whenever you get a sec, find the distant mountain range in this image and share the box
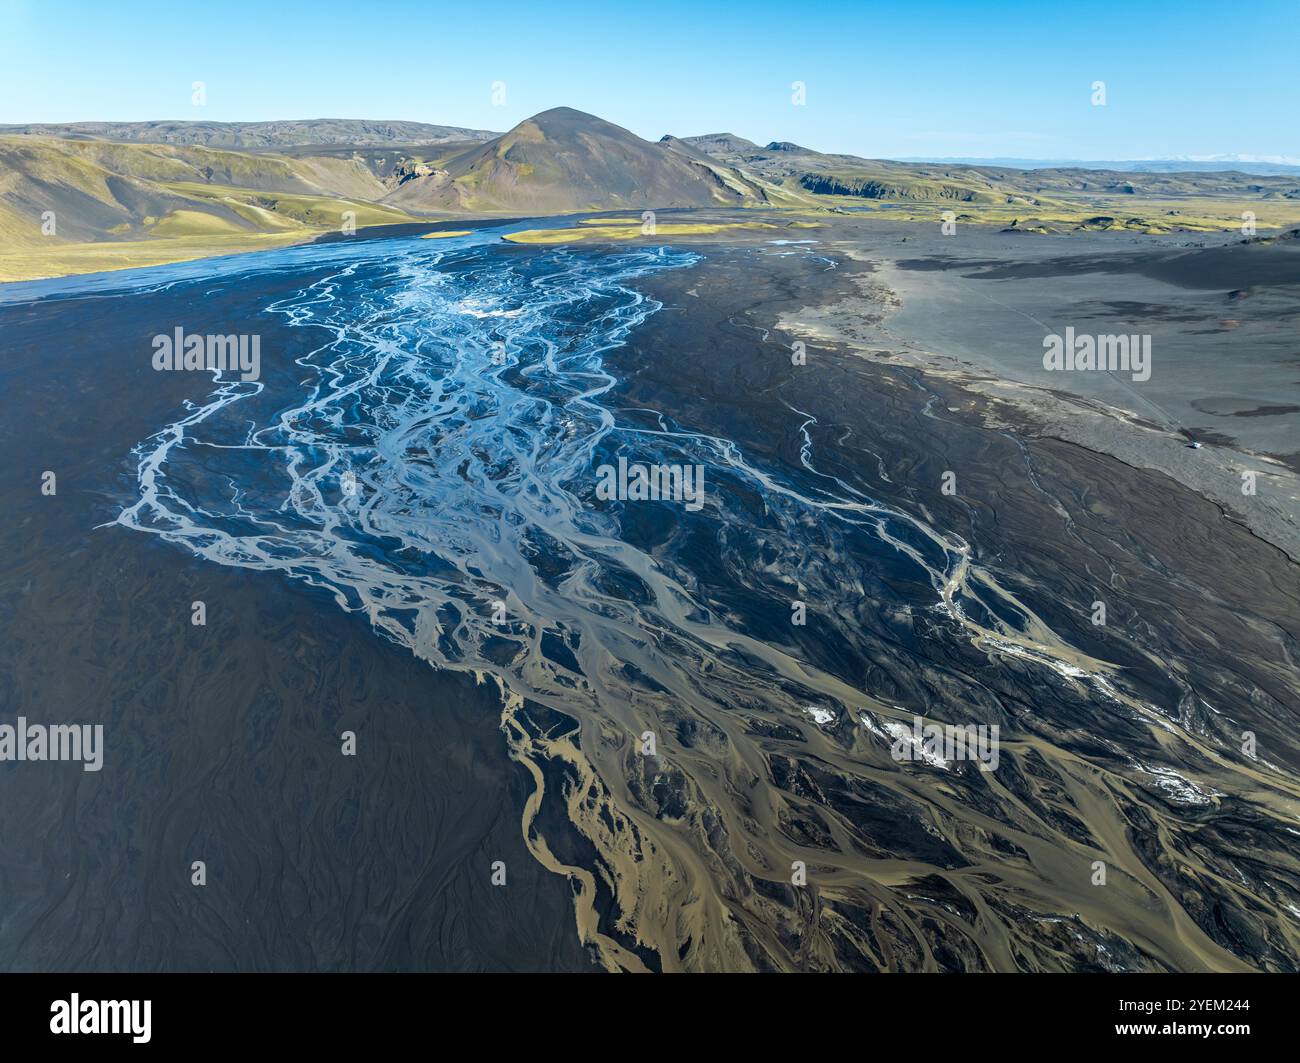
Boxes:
[898,156,1300,177]
[3,108,1298,280]
[674,134,1300,205]
[8,118,1294,176]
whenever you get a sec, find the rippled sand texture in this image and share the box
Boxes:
[114,237,1300,972]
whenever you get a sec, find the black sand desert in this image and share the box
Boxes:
[3,203,1297,974]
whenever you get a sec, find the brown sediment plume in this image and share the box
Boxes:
[481,239,1300,972]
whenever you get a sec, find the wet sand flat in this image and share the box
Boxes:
[774,218,1300,559]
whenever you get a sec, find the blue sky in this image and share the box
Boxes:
[2,0,1296,160]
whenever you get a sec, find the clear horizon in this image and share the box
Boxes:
[2,0,1296,160]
